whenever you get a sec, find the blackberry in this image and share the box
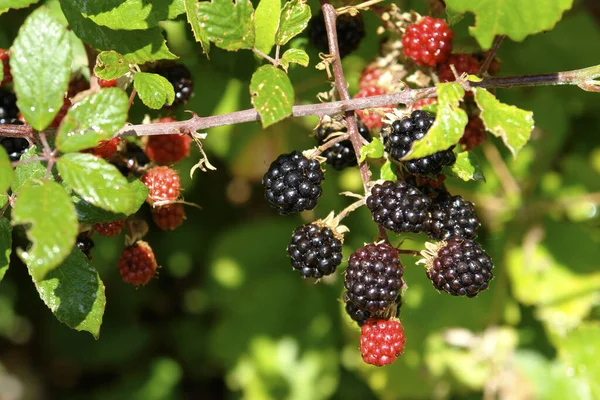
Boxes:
[1,134,30,162]
[153,64,193,107]
[308,12,365,58]
[384,110,456,176]
[423,236,493,297]
[425,195,480,240]
[344,293,371,326]
[366,180,430,233]
[315,119,370,170]
[76,233,94,260]
[0,88,19,124]
[287,222,343,278]
[262,151,324,215]
[344,243,404,313]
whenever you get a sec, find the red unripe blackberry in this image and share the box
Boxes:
[151,203,185,230]
[460,117,486,150]
[262,151,324,215]
[49,96,71,128]
[360,318,406,367]
[354,85,394,130]
[141,166,181,206]
[153,64,193,107]
[423,236,493,297]
[287,222,343,279]
[118,240,158,286]
[88,137,120,159]
[98,78,117,88]
[0,49,12,86]
[308,12,365,58]
[144,118,192,164]
[402,16,453,67]
[344,243,404,313]
[359,64,382,89]
[93,219,126,237]
[411,98,437,110]
[367,180,431,233]
[425,195,480,240]
[315,119,370,170]
[436,53,480,82]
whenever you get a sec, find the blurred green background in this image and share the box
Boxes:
[1,0,600,399]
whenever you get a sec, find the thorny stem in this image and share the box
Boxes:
[477,35,505,77]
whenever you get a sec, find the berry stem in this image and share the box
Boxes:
[309,132,351,157]
[477,35,505,77]
[335,197,367,222]
[252,47,278,67]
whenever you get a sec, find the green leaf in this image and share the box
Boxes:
[474,88,534,156]
[275,0,310,46]
[448,151,485,181]
[279,48,309,70]
[133,72,176,110]
[254,0,280,55]
[73,179,147,223]
[11,7,71,131]
[30,248,106,339]
[359,137,384,162]
[69,0,185,30]
[0,60,3,84]
[0,146,14,193]
[380,160,397,181]
[445,0,574,49]
[0,0,39,10]
[60,0,177,64]
[404,83,467,160]
[13,146,46,194]
[558,324,600,398]
[0,217,11,283]
[56,88,129,152]
[197,0,255,51]
[12,181,78,280]
[185,0,210,55]
[249,65,294,128]
[93,51,130,80]
[57,153,139,214]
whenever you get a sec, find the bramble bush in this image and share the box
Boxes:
[0,0,599,398]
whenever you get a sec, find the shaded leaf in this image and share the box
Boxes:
[249,65,294,128]
[448,151,485,181]
[0,217,11,283]
[0,146,14,193]
[197,0,255,51]
[185,0,210,54]
[359,137,384,162]
[93,50,130,80]
[133,72,175,110]
[275,0,310,46]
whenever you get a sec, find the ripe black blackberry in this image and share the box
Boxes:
[263,151,324,215]
[315,119,370,170]
[287,222,343,279]
[384,110,456,176]
[0,88,19,124]
[422,236,493,297]
[344,243,404,313]
[308,12,365,58]
[76,233,94,260]
[366,180,431,233]
[425,195,480,240]
[153,63,193,107]
[344,293,371,326]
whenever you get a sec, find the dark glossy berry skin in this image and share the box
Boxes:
[367,180,431,233]
[262,151,324,215]
[425,195,480,240]
[287,223,343,278]
[308,12,365,58]
[153,64,193,106]
[344,293,371,326]
[426,236,493,297]
[0,88,31,161]
[315,120,370,170]
[76,233,94,260]
[384,110,456,176]
[344,243,404,313]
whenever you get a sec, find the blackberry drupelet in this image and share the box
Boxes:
[262,151,324,215]
[425,195,480,240]
[402,16,453,67]
[153,64,193,106]
[308,12,365,58]
[0,88,30,161]
[315,119,370,170]
[344,294,371,326]
[287,222,343,278]
[366,180,430,233]
[424,236,493,297]
[344,243,404,313]
[76,233,94,260]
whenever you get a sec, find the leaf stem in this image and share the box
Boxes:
[252,47,278,67]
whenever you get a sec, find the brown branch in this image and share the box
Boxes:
[477,35,505,77]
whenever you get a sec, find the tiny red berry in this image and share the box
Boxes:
[436,53,481,82]
[354,86,394,130]
[144,118,192,164]
[0,49,12,86]
[402,16,453,67]
[141,166,181,205]
[118,241,158,286]
[359,64,383,90]
[88,137,121,158]
[460,116,486,150]
[50,97,71,128]
[411,98,437,110]
[151,203,186,230]
[98,78,117,88]
[94,219,126,237]
[360,318,406,367]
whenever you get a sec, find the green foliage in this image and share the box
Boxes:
[275,0,311,46]
[93,50,130,80]
[359,136,384,162]
[133,72,175,110]
[379,160,397,181]
[250,65,294,127]
[0,217,11,282]
[12,146,46,194]
[448,151,485,181]
[0,146,14,193]
[280,48,309,70]
[184,0,210,54]
[0,0,39,11]
[254,0,280,55]
[196,0,255,51]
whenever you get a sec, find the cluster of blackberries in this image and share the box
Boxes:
[314,118,370,170]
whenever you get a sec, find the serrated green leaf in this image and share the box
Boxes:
[404,83,467,160]
[275,0,310,46]
[185,0,210,55]
[474,88,534,156]
[0,147,14,193]
[249,65,294,128]
[56,88,129,152]
[69,0,185,30]
[13,146,46,194]
[254,0,280,55]
[197,0,255,51]
[133,72,175,110]
[0,217,11,283]
[12,181,78,280]
[60,0,177,64]
[73,179,147,223]
[279,48,309,70]
[57,153,139,214]
[11,7,71,131]
[30,248,105,339]
[359,137,384,162]
[445,8,464,26]
[0,0,39,10]
[448,151,485,181]
[93,51,130,80]
[445,0,574,49]
[380,160,397,181]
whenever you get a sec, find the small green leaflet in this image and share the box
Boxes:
[56,88,129,152]
[185,0,210,55]
[0,0,40,10]
[250,65,294,128]
[404,83,467,160]
[279,48,309,71]
[133,72,176,110]
[474,88,534,156]
[0,147,14,194]
[275,0,311,46]
[448,151,485,181]
[30,248,106,339]
[359,137,384,162]
[380,160,397,181]
[12,181,78,281]
[0,217,11,283]
[12,146,46,194]
[254,0,280,55]
[11,7,72,131]
[197,0,255,51]
[94,51,130,80]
